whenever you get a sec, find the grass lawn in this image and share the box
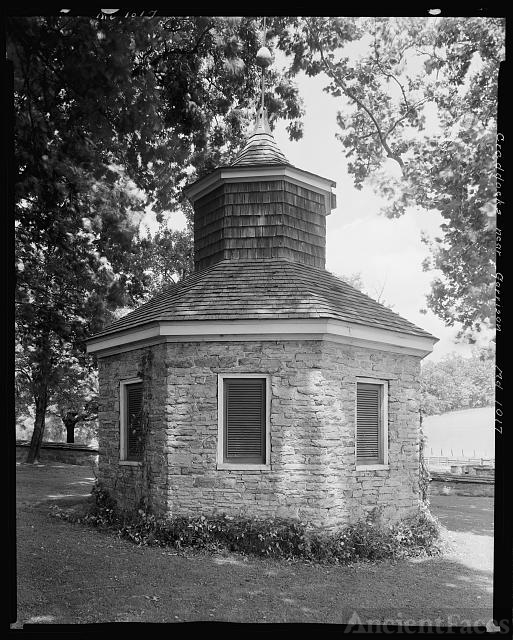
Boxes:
[14,462,493,627]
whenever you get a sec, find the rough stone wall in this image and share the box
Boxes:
[320,342,422,526]
[97,344,168,513]
[163,340,334,526]
[97,339,422,528]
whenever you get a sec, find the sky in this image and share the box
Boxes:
[271,70,474,363]
[422,407,495,458]
[142,33,493,363]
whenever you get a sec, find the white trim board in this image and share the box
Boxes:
[119,377,143,464]
[354,377,389,468]
[184,165,336,215]
[216,374,272,471]
[87,318,437,359]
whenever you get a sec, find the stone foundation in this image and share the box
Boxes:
[97,339,422,528]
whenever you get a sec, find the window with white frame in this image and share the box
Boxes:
[355,378,388,467]
[119,378,144,463]
[217,375,270,469]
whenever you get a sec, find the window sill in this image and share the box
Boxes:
[356,464,390,471]
[216,463,271,471]
[119,460,142,466]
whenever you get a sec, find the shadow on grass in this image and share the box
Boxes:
[429,497,494,536]
[15,465,494,625]
[261,552,493,624]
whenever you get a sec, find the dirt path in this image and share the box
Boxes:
[14,463,494,626]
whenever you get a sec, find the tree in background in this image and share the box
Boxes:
[275,16,504,340]
[10,14,303,462]
[339,271,365,292]
[340,271,394,309]
[135,201,195,300]
[420,346,495,415]
[13,13,502,463]
[52,360,99,444]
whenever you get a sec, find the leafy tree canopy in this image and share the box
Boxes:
[274,16,504,340]
[340,271,395,309]
[10,14,303,461]
[420,346,495,415]
[52,360,99,443]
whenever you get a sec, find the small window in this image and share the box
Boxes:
[120,379,144,463]
[356,380,388,466]
[218,375,270,469]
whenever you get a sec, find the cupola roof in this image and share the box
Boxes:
[230,107,290,167]
[85,21,437,357]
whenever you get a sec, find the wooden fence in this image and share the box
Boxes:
[425,455,494,469]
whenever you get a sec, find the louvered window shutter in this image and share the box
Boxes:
[224,378,266,464]
[356,383,383,464]
[126,383,143,462]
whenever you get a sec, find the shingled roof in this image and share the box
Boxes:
[230,107,291,167]
[90,259,436,341]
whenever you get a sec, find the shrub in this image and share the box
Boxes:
[83,482,118,527]
[52,482,444,564]
[390,505,443,557]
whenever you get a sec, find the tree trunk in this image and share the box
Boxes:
[66,424,75,443]
[63,417,80,444]
[26,393,48,463]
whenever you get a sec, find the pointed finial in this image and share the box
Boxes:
[252,106,271,134]
[255,17,272,114]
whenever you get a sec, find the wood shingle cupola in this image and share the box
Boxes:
[87,50,437,359]
[87,23,439,530]
[184,107,337,271]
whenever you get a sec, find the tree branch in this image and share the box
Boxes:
[15,367,33,383]
[385,97,429,138]
[309,23,405,171]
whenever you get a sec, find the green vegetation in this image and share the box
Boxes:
[11,15,502,463]
[275,16,503,339]
[420,346,495,415]
[52,482,444,564]
[10,15,302,463]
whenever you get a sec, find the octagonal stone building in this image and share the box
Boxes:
[86,107,437,529]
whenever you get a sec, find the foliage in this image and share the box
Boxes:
[51,363,98,443]
[9,14,303,461]
[340,271,394,309]
[10,15,303,211]
[340,271,366,292]
[53,483,443,564]
[420,346,495,415]
[16,405,98,445]
[135,220,194,301]
[275,16,504,339]
[419,413,430,503]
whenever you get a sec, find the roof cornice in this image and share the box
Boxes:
[184,165,337,214]
[86,318,437,359]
